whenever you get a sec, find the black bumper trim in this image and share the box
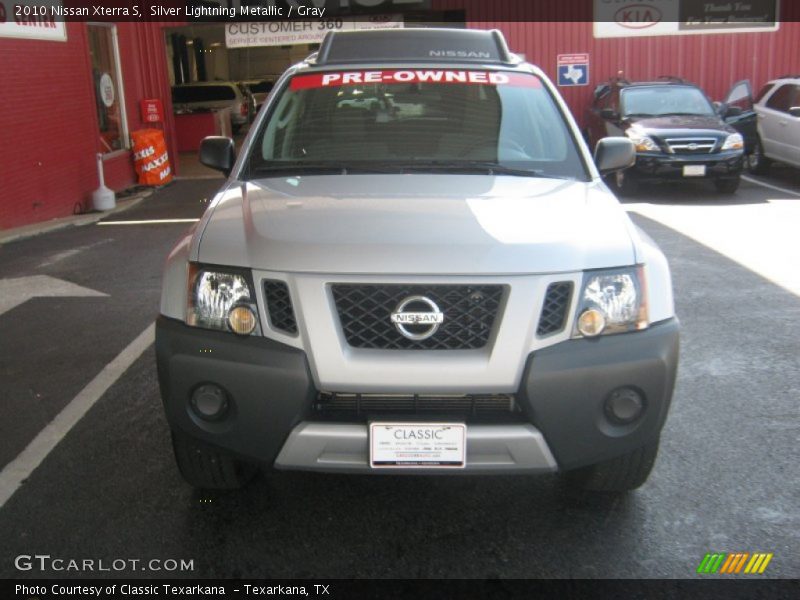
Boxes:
[155,316,315,465]
[518,318,680,470]
[156,316,679,472]
[629,151,743,180]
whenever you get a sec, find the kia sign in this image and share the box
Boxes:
[594,0,779,38]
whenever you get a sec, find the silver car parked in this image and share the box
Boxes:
[171,81,250,133]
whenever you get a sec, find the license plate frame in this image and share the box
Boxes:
[369,422,467,469]
[682,165,706,177]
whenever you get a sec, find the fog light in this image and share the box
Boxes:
[604,387,645,424]
[228,305,257,335]
[577,308,606,337]
[191,384,229,421]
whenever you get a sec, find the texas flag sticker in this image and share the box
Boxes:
[556,53,590,87]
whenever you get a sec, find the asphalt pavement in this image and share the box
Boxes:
[0,172,798,580]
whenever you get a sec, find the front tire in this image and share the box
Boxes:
[563,438,660,493]
[747,137,771,175]
[714,177,740,194]
[171,430,258,489]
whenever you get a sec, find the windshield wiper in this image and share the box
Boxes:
[402,161,546,177]
[249,162,347,177]
[656,112,713,117]
[248,160,547,178]
[248,161,409,178]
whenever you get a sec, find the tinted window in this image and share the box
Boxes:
[725,81,752,112]
[249,81,274,93]
[754,83,775,104]
[592,84,610,107]
[620,86,714,117]
[248,69,588,181]
[765,84,796,112]
[608,90,619,112]
[172,85,236,103]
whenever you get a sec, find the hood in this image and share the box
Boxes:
[625,114,735,137]
[196,174,636,275]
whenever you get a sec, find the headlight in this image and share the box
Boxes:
[626,131,659,152]
[187,264,260,336]
[573,266,648,338]
[721,133,744,151]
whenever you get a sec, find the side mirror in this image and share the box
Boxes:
[789,107,800,118]
[600,108,619,120]
[713,101,723,112]
[199,136,236,176]
[594,137,635,176]
[725,106,743,117]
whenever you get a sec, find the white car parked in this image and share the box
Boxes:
[746,76,800,173]
[171,82,251,133]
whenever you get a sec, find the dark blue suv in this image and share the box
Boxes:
[584,77,745,195]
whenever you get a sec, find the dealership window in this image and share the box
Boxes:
[765,85,794,113]
[87,24,129,154]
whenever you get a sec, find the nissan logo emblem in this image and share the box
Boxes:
[390,295,444,340]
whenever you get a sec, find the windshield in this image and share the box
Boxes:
[246,69,588,180]
[621,86,715,117]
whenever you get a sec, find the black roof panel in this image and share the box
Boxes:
[316,28,513,65]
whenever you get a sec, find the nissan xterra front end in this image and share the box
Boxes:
[156,29,679,493]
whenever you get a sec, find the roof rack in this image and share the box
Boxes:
[315,28,515,66]
[657,75,689,84]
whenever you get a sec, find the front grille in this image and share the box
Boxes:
[315,392,517,417]
[263,280,297,334]
[331,284,504,350]
[537,282,573,336]
[665,138,717,154]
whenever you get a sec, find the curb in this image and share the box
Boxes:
[0,188,155,245]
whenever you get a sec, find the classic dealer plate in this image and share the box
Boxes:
[682,165,706,177]
[369,422,467,468]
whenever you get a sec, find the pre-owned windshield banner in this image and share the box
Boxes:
[289,70,542,90]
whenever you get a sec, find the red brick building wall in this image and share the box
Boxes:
[0,21,176,230]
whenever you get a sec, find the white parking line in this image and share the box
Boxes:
[98,219,199,225]
[0,323,155,509]
[742,175,800,198]
[37,239,114,268]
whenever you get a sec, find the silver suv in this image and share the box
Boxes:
[746,76,800,173]
[157,29,679,493]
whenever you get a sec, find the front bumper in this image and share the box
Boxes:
[628,150,743,181]
[275,422,557,474]
[156,316,679,473]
